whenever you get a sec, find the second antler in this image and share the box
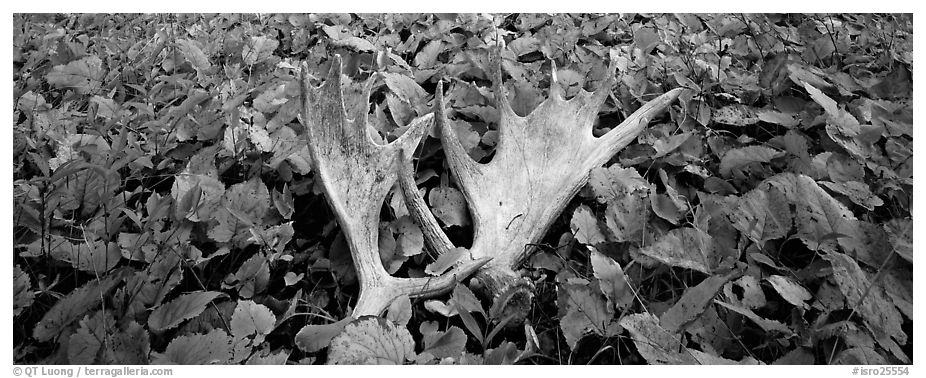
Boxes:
[398,57,688,319]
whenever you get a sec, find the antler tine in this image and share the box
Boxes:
[593,87,689,167]
[548,59,566,101]
[589,57,619,106]
[302,56,492,317]
[396,148,455,256]
[434,79,485,194]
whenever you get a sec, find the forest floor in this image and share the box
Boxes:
[12,13,913,365]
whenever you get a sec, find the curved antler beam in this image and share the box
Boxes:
[399,54,689,320]
[300,56,489,317]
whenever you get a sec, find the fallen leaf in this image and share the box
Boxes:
[570,204,606,245]
[619,312,695,364]
[22,235,121,274]
[45,55,103,94]
[386,295,412,327]
[637,227,721,274]
[719,146,782,177]
[712,105,759,126]
[148,292,226,332]
[819,181,883,210]
[294,317,353,353]
[246,349,291,365]
[420,322,467,359]
[230,300,277,341]
[428,186,470,227]
[727,186,792,248]
[151,329,233,364]
[589,248,634,311]
[714,300,793,335]
[823,252,906,345]
[883,218,912,263]
[587,165,650,204]
[242,35,279,65]
[557,282,620,349]
[766,275,812,310]
[327,316,416,364]
[425,247,467,276]
[176,39,211,78]
[33,268,131,342]
[761,173,855,253]
[661,272,736,333]
[724,275,767,309]
[13,264,34,317]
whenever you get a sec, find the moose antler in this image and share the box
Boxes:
[399,56,688,318]
[300,56,489,317]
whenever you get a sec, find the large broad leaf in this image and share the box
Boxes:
[719,146,782,177]
[121,251,183,320]
[171,147,225,222]
[660,272,737,333]
[104,321,151,364]
[714,300,793,335]
[389,216,424,258]
[225,253,270,298]
[428,186,470,227]
[620,313,695,364]
[833,348,887,365]
[883,218,912,263]
[22,235,121,274]
[803,82,860,132]
[761,173,854,253]
[424,247,467,276]
[819,180,883,210]
[588,165,650,243]
[148,291,226,332]
[838,220,893,268]
[176,39,211,78]
[822,252,906,345]
[242,35,279,65]
[766,275,812,310]
[151,329,233,364]
[557,282,620,349]
[726,186,792,248]
[637,227,729,274]
[587,165,650,204]
[724,275,767,309]
[230,300,277,341]
[246,349,291,365]
[570,204,606,245]
[621,312,759,365]
[589,249,634,311]
[712,105,760,126]
[756,174,890,266]
[327,316,416,364]
[294,317,353,353]
[804,82,882,160]
[45,55,103,94]
[222,177,272,227]
[386,295,412,326]
[33,267,131,342]
[650,186,687,225]
[14,264,34,317]
[68,310,113,364]
[419,322,467,359]
[382,72,427,103]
